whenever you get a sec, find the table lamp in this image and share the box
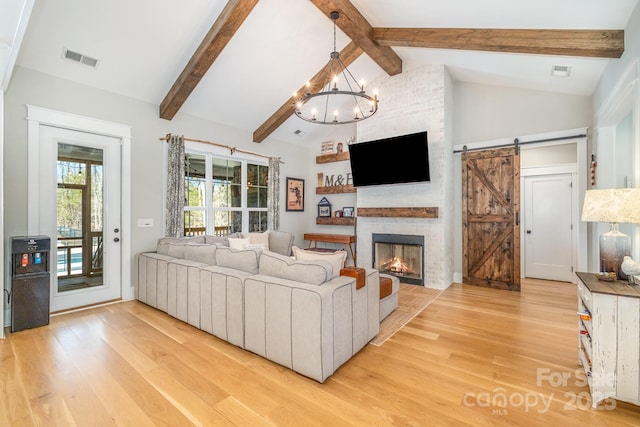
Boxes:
[581,188,640,279]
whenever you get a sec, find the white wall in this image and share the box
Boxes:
[454,82,592,145]
[355,64,453,289]
[3,66,310,324]
[589,2,640,272]
[593,2,640,112]
[0,90,4,336]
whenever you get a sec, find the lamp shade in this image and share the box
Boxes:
[581,188,640,224]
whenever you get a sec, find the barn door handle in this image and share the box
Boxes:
[515,212,520,225]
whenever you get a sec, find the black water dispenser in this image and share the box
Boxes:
[11,236,51,332]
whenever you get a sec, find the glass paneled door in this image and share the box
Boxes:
[39,126,122,312]
[57,144,105,291]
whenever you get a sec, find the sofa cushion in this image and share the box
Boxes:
[157,236,205,256]
[268,230,294,256]
[228,237,250,250]
[259,251,333,285]
[204,235,229,246]
[292,246,346,279]
[216,246,262,274]
[166,243,186,259]
[183,243,218,265]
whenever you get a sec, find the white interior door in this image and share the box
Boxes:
[39,125,122,312]
[524,174,574,282]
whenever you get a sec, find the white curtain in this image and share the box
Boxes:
[165,134,185,237]
[267,157,281,230]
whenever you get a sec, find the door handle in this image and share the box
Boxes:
[526,230,531,234]
[113,237,120,242]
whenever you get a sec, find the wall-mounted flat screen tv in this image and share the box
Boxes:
[348,131,430,187]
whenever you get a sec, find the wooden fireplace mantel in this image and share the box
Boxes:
[357,207,438,218]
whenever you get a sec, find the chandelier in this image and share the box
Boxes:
[293,11,378,125]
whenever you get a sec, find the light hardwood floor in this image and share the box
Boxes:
[2,279,640,426]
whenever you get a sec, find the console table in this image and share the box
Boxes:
[304,233,357,266]
[576,272,640,408]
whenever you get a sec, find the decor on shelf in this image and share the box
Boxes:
[581,188,640,279]
[343,207,354,217]
[292,11,378,125]
[318,197,332,217]
[621,255,640,285]
[321,140,334,153]
[286,177,304,212]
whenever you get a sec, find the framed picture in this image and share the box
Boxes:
[343,207,355,217]
[317,196,332,217]
[318,205,331,217]
[286,177,304,212]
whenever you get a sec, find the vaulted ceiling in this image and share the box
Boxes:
[7,0,639,145]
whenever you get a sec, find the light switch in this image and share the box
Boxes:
[138,218,153,228]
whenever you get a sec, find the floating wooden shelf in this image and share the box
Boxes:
[316,185,356,194]
[316,217,356,226]
[316,151,350,163]
[357,207,438,218]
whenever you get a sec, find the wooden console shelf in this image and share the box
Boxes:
[316,152,350,163]
[304,233,357,265]
[316,185,356,194]
[357,207,438,218]
[576,272,640,408]
[316,217,355,226]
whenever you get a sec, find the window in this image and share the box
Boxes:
[183,151,268,236]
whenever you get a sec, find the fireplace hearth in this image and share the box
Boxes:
[372,233,424,285]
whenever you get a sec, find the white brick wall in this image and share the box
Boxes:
[355,63,453,289]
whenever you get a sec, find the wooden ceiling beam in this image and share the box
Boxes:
[310,0,403,76]
[372,28,624,58]
[159,0,258,121]
[252,42,363,143]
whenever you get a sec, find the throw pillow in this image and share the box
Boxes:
[243,231,270,250]
[228,237,250,250]
[292,246,347,279]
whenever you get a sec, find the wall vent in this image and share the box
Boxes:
[62,48,99,68]
[551,65,571,77]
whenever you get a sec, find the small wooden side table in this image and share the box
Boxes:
[303,233,357,266]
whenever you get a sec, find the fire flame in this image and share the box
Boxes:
[382,256,413,274]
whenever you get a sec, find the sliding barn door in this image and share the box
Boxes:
[462,147,520,291]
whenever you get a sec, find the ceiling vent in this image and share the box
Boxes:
[551,65,571,77]
[293,129,305,136]
[62,48,99,68]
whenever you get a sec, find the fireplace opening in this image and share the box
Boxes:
[372,233,424,285]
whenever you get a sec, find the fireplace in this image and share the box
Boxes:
[372,233,424,285]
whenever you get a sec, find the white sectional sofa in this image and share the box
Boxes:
[137,231,380,383]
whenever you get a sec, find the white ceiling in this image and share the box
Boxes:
[5,0,639,144]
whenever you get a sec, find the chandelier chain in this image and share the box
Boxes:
[292,10,379,125]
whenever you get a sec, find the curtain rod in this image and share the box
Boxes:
[159,134,283,163]
[452,133,587,154]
